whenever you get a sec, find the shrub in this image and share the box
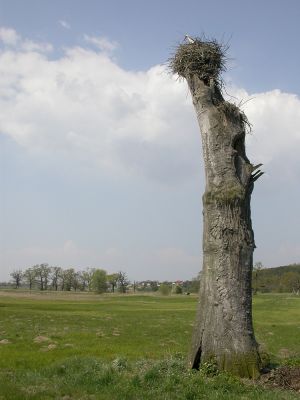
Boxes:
[174,285,183,294]
[159,284,171,296]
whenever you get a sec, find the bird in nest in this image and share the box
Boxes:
[184,35,195,44]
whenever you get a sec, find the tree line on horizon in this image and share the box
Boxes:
[7,265,129,294]
[253,262,300,294]
[4,264,201,294]
[3,262,300,295]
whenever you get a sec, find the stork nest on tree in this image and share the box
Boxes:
[169,38,227,88]
[169,38,251,132]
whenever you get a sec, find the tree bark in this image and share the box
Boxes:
[186,74,261,378]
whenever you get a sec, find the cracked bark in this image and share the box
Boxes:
[186,74,262,378]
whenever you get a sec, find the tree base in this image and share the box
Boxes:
[192,350,261,379]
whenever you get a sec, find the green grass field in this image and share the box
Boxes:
[0,291,299,399]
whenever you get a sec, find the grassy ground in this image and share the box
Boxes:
[253,294,300,361]
[0,291,299,399]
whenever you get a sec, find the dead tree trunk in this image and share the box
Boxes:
[170,38,263,378]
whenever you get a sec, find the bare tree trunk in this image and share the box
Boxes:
[171,39,263,378]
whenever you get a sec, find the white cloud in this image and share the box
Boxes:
[0,26,52,53]
[0,27,20,46]
[83,34,118,52]
[228,88,300,182]
[59,20,71,30]
[0,41,197,183]
[21,39,53,53]
[0,28,300,187]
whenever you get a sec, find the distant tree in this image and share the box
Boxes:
[81,268,95,291]
[78,270,90,291]
[253,262,263,294]
[33,265,43,290]
[10,270,23,289]
[91,269,107,293]
[60,269,66,291]
[280,271,300,294]
[23,268,36,290]
[77,271,86,291]
[62,268,76,291]
[107,273,119,293]
[34,263,52,291]
[51,266,62,291]
[117,271,129,293]
[72,272,81,291]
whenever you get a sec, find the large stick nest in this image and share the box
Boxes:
[169,38,227,86]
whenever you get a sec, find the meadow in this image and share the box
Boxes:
[0,291,299,399]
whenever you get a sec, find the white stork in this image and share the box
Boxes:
[184,35,195,44]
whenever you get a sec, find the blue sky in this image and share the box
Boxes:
[0,0,300,281]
